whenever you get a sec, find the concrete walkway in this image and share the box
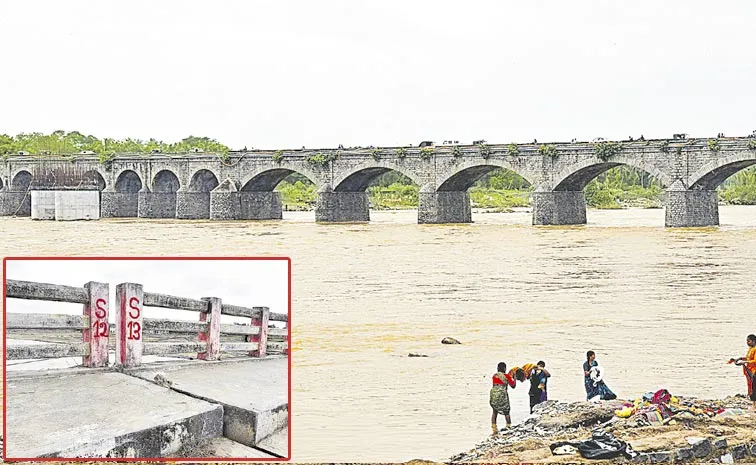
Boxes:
[6,371,223,458]
[128,357,288,448]
[4,357,288,459]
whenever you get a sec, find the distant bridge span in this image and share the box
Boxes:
[2,136,756,227]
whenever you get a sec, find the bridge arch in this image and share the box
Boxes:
[115,170,143,193]
[151,170,180,193]
[333,165,421,192]
[188,169,219,192]
[688,151,756,190]
[82,170,106,191]
[437,162,534,192]
[11,170,32,191]
[240,168,319,192]
[549,156,673,191]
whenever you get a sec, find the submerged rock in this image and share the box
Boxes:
[408,353,429,357]
[441,337,461,345]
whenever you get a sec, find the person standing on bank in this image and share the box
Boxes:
[490,362,517,435]
[583,351,597,400]
[528,361,550,413]
[729,334,756,411]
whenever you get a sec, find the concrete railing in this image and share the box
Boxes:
[6,279,110,367]
[6,279,289,369]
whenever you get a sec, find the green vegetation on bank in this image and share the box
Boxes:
[6,131,756,209]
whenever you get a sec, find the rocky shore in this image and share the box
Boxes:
[450,395,755,463]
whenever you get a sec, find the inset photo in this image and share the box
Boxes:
[2,257,290,461]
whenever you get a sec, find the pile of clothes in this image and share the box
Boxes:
[550,429,638,460]
[613,389,728,425]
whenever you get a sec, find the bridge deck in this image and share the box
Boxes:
[5,371,224,458]
[127,356,288,448]
[4,356,288,459]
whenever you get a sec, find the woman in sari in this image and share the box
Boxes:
[583,351,617,400]
[583,351,597,400]
[490,362,517,435]
[730,334,756,411]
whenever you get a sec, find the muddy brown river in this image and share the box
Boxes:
[2,206,756,461]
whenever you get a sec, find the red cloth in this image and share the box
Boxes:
[493,373,516,387]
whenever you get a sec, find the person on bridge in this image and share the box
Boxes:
[490,362,517,435]
[729,334,756,411]
[528,361,551,413]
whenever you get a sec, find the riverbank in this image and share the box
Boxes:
[450,395,756,463]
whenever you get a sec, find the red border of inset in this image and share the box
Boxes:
[2,256,292,462]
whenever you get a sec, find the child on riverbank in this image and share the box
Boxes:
[490,362,517,435]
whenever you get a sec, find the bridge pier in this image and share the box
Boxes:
[315,185,369,223]
[208,180,283,220]
[0,191,31,216]
[138,189,177,218]
[418,190,471,224]
[531,190,587,225]
[101,191,139,217]
[664,184,719,227]
[176,191,210,219]
[239,191,282,220]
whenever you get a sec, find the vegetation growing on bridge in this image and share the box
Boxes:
[594,141,624,161]
[419,146,434,160]
[477,142,491,159]
[708,139,721,153]
[305,151,338,167]
[506,144,520,157]
[537,144,558,158]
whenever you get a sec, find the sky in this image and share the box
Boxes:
[1,1,755,149]
[5,259,289,324]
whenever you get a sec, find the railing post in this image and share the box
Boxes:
[248,307,270,357]
[198,297,221,361]
[116,283,144,368]
[82,281,109,368]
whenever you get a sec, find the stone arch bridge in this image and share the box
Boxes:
[1,137,755,227]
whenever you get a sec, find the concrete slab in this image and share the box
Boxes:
[256,427,288,457]
[128,357,287,447]
[5,371,224,458]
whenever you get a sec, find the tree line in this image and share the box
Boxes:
[0,131,229,157]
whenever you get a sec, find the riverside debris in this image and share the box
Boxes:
[450,395,756,463]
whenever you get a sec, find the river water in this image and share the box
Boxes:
[2,206,756,462]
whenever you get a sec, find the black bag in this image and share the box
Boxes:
[551,430,638,460]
